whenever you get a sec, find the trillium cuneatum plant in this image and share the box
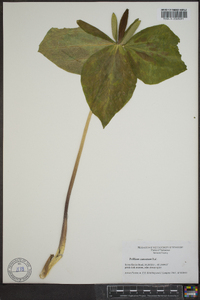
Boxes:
[39,9,187,278]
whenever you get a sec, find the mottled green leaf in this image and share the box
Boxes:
[118,9,129,43]
[39,11,187,128]
[121,18,141,45]
[38,27,113,75]
[125,24,187,84]
[81,45,137,128]
[77,20,114,43]
[111,13,118,42]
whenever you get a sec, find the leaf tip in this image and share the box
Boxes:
[124,8,129,15]
[76,19,81,26]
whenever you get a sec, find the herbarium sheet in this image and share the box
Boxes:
[3,2,198,284]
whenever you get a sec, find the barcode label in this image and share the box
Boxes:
[158,9,190,21]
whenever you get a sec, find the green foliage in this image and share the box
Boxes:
[39,9,187,127]
[125,24,187,84]
[111,13,118,42]
[76,20,114,43]
[38,27,112,75]
[121,18,141,45]
[81,45,137,127]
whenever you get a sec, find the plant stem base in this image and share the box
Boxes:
[39,111,92,279]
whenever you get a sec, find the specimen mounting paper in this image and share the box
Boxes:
[3,2,198,284]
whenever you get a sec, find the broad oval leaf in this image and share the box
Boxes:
[38,27,113,75]
[81,45,137,128]
[125,24,187,84]
[111,13,118,42]
[121,18,141,45]
[77,20,114,43]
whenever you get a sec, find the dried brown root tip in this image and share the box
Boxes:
[39,248,63,279]
[39,254,54,279]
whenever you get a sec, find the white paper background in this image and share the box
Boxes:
[3,2,198,284]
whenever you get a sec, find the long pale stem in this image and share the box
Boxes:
[40,110,92,279]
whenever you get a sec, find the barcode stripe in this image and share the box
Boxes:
[161,9,188,20]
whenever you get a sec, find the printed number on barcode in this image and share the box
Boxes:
[161,9,188,20]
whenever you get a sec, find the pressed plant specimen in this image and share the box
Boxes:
[38,9,187,278]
